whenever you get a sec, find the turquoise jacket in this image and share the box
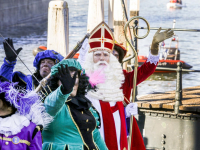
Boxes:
[42,86,107,150]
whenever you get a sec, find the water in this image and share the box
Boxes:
[0,0,199,97]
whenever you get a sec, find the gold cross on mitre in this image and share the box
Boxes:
[88,21,115,53]
[99,36,106,43]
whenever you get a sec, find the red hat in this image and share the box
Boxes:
[88,21,114,53]
[114,42,127,58]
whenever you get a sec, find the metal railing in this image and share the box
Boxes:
[132,26,200,32]
[130,20,200,114]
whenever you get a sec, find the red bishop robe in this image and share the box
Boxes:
[88,60,157,150]
[122,60,157,150]
[122,61,157,105]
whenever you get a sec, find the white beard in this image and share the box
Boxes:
[83,52,125,102]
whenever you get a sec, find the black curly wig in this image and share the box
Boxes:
[32,69,43,87]
[114,45,125,63]
[40,67,90,101]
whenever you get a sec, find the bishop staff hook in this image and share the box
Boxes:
[123,16,150,150]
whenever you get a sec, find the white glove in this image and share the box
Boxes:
[125,103,138,118]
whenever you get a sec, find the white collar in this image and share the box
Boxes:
[0,113,30,136]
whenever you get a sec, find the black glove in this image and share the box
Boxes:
[3,38,22,61]
[56,64,77,94]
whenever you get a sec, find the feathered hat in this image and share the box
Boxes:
[0,76,38,115]
[88,21,115,53]
[0,76,53,128]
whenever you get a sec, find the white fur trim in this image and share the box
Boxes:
[84,53,124,102]
[0,113,30,136]
[25,101,53,130]
[146,52,160,65]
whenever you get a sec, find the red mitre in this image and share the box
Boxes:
[88,21,114,53]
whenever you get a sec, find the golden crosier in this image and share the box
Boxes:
[123,16,150,150]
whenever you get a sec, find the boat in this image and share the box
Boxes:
[167,0,184,9]
[138,35,192,73]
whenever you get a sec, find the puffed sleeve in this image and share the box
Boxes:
[29,130,42,150]
[44,86,71,117]
[0,58,16,81]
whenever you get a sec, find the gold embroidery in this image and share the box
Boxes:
[20,139,31,146]
[89,107,99,150]
[43,86,49,96]
[65,99,72,102]
[36,126,40,131]
[40,90,47,97]
[19,77,27,84]
[47,85,52,93]
[67,105,89,150]
[0,137,30,146]
[5,59,11,64]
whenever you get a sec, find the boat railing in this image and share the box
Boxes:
[127,23,200,65]
[132,26,200,32]
[174,62,183,113]
[126,21,200,111]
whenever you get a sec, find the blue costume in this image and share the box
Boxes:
[0,50,63,90]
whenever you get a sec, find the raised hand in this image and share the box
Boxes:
[151,28,174,55]
[3,38,22,61]
[56,64,77,94]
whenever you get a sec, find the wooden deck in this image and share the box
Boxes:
[137,86,200,113]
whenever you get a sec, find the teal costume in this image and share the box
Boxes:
[42,87,107,150]
[42,59,107,150]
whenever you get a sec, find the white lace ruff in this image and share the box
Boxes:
[146,52,160,65]
[25,101,53,130]
[0,101,53,136]
[0,113,30,136]
[84,53,124,102]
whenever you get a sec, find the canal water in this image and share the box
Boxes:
[0,0,199,97]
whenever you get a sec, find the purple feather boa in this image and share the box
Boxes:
[0,81,39,115]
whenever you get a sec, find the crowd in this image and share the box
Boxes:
[0,22,173,150]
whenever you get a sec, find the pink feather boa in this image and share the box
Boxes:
[86,68,106,88]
